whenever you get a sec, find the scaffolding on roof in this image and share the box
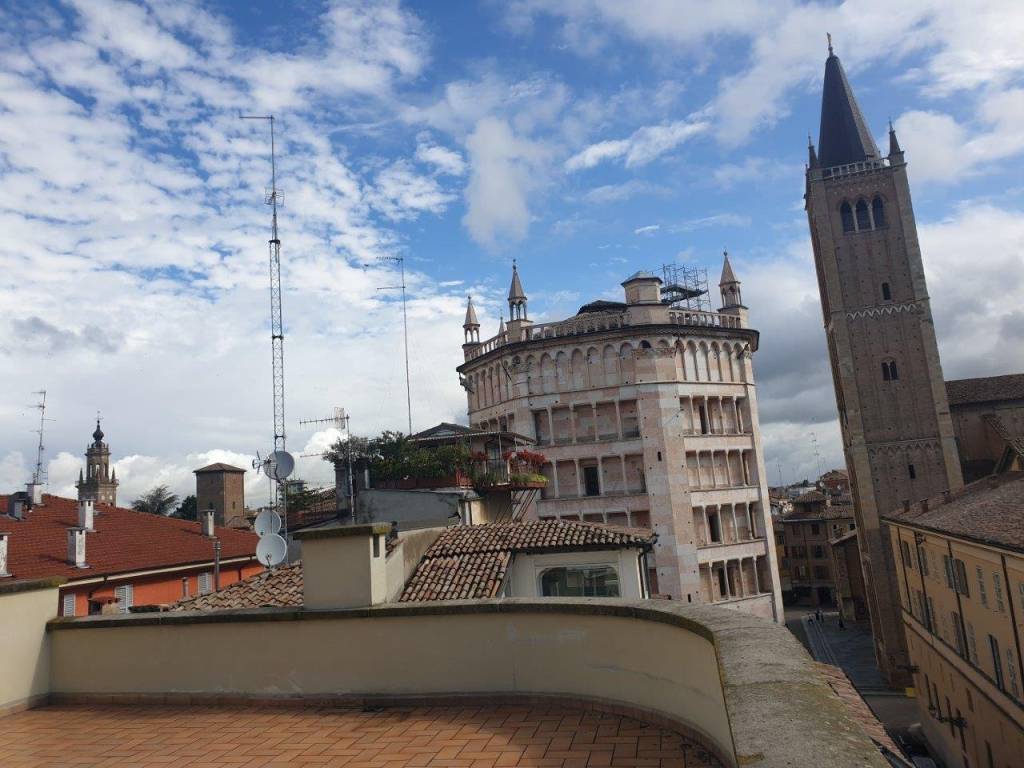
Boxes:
[660,262,710,312]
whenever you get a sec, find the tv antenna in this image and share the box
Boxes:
[810,432,823,479]
[29,390,53,486]
[299,407,354,514]
[375,255,413,434]
[241,113,292,555]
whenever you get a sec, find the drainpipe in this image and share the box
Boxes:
[213,538,221,591]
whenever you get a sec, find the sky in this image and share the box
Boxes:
[1,0,1023,506]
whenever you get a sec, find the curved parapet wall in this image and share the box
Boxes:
[48,599,888,768]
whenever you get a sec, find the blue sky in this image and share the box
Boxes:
[1,0,1022,501]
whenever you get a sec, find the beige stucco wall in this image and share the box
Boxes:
[51,607,731,757]
[0,581,61,714]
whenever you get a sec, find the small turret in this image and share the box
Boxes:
[507,260,527,320]
[497,314,506,341]
[888,119,903,161]
[808,135,819,169]
[718,251,747,325]
[462,295,480,345]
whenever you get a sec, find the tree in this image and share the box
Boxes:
[132,485,180,516]
[173,495,197,521]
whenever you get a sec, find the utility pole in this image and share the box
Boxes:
[376,255,412,434]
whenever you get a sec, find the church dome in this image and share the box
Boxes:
[92,420,104,443]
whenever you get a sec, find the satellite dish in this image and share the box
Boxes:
[254,508,282,537]
[256,533,287,567]
[264,450,295,480]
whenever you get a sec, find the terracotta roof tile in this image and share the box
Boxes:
[0,494,259,582]
[400,519,654,603]
[193,463,247,474]
[882,471,1024,552]
[174,562,301,611]
[946,374,1024,406]
[164,519,654,611]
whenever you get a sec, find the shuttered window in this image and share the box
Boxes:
[198,572,213,595]
[114,584,133,614]
[62,593,76,617]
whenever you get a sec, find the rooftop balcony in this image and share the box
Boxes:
[5,571,892,768]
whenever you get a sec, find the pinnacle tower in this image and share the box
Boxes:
[76,417,118,505]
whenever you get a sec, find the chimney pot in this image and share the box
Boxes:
[26,482,42,506]
[201,509,215,537]
[0,532,10,577]
[67,527,87,568]
[78,500,95,531]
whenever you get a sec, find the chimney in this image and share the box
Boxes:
[201,508,215,537]
[26,482,43,506]
[78,499,95,531]
[902,499,910,512]
[67,527,88,568]
[0,532,10,577]
[293,523,392,609]
[8,494,26,521]
[920,499,929,513]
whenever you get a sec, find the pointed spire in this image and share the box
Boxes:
[498,314,506,337]
[888,119,902,156]
[463,295,479,329]
[719,250,738,286]
[92,417,104,444]
[817,36,880,168]
[78,467,84,483]
[507,259,526,301]
[807,135,819,169]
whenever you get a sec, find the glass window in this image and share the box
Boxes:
[872,197,886,228]
[881,282,891,301]
[855,199,871,230]
[840,202,855,233]
[540,566,620,597]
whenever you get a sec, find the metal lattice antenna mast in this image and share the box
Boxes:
[240,115,286,455]
[30,390,52,485]
[376,255,412,434]
[298,408,354,514]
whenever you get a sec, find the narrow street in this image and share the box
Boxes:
[785,608,922,744]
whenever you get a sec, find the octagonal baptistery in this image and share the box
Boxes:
[457,260,783,620]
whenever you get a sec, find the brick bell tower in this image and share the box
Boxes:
[76,418,118,506]
[804,38,963,686]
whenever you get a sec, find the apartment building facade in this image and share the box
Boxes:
[885,472,1024,768]
[457,260,782,620]
[776,490,856,606]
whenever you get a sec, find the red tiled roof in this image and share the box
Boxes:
[399,520,654,603]
[193,463,246,474]
[946,374,1024,406]
[813,663,908,762]
[882,472,1024,552]
[175,562,301,611]
[0,494,259,582]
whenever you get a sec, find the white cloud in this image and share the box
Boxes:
[415,142,466,176]
[633,224,660,236]
[581,180,668,204]
[713,157,800,190]
[565,117,708,171]
[896,89,1024,184]
[462,117,549,247]
[672,213,751,232]
[368,160,457,221]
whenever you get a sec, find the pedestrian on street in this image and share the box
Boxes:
[838,615,845,630]
[815,607,822,622]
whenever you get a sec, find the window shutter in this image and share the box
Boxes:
[114,584,133,614]
[198,572,213,595]
[62,593,76,617]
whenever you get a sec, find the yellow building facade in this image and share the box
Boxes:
[885,472,1024,768]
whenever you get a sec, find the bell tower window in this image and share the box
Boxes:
[855,199,871,231]
[872,197,886,228]
[881,359,899,381]
[881,282,892,301]
[840,202,855,233]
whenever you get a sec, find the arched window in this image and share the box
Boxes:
[855,199,871,231]
[872,196,886,228]
[881,359,899,381]
[540,565,620,597]
[840,202,855,233]
[881,282,892,301]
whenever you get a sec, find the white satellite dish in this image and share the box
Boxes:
[256,533,287,567]
[264,450,295,481]
[254,508,282,537]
